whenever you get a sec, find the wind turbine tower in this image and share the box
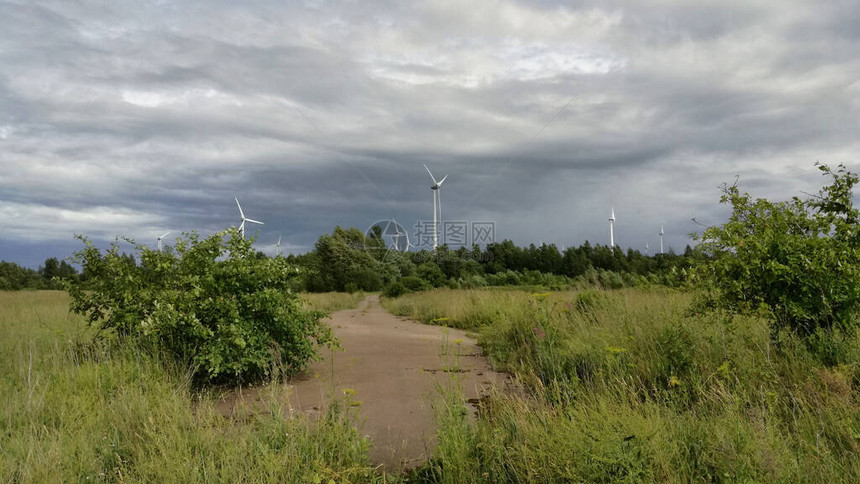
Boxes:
[423,164,448,250]
[235,197,264,239]
[659,225,665,254]
[157,231,170,252]
[609,208,616,247]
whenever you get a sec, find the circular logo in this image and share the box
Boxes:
[364,219,412,259]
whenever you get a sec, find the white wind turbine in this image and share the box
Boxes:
[235,197,264,239]
[423,163,448,250]
[275,234,282,257]
[659,225,665,254]
[390,219,414,252]
[609,207,616,247]
[157,231,170,252]
[388,220,403,251]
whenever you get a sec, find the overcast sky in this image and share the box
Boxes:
[2,0,859,268]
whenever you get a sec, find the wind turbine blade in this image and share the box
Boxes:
[423,163,438,184]
[159,231,171,239]
[235,197,245,219]
[437,174,448,186]
[246,219,264,225]
[404,226,412,250]
[239,220,246,232]
[277,235,281,245]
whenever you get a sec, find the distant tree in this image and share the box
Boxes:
[38,257,77,288]
[561,246,592,277]
[39,257,60,280]
[310,226,392,292]
[0,261,42,290]
[416,261,447,288]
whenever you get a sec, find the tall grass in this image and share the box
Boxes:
[388,288,860,482]
[8,288,860,482]
[382,288,531,330]
[302,291,367,313]
[0,291,386,483]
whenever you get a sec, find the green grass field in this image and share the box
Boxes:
[5,288,860,482]
[0,291,383,483]
[385,288,860,482]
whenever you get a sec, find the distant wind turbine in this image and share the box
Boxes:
[659,225,664,254]
[609,208,616,247]
[424,163,448,250]
[235,197,264,239]
[157,231,170,252]
[276,234,282,257]
[390,219,414,252]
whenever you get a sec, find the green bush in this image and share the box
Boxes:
[697,164,860,342]
[382,280,407,298]
[343,282,360,294]
[65,230,334,384]
[598,270,625,289]
[401,275,431,292]
[417,261,447,287]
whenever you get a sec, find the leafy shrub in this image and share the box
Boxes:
[401,275,431,292]
[343,282,360,294]
[417,262,447,287]
[598,270,625,290]
[309,226,389,292]
[453,274,488,289]
[805,326,860,367]
[484,270,523,286]
[382,281,407,298]
[697,164,860,341]
[65,230,334,384]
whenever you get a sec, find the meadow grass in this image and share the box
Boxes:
[0,291,388,483]
[6,287,860,482]
[302,291,367,313]
[381,288,532,330]
[386,288,860,482]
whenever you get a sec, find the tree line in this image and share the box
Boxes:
[2,233,695,294]
[0,258,78,290]
[285,226,698,295]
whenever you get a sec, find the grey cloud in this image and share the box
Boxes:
[1,0,859,267]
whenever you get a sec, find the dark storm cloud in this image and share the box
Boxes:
[1,0,859,266]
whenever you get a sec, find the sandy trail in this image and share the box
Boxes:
[217,295,508,471]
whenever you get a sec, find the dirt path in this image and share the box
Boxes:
[217,295,508,471]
